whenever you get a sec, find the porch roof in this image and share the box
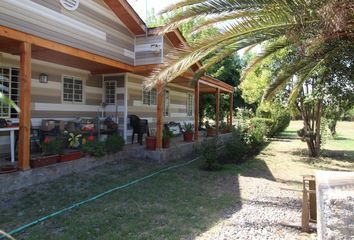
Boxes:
[172,73,234,94]
[0,25,234,94]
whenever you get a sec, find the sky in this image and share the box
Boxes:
[127,0,176,22]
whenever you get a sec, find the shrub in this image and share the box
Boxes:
[225,128,250,164]
[105,134,125,154]
[249,117,274,137]
[247,121,267,148]
[256,102,291,136]
[82,140,106,157]
[41,138,63,155]
[225,119,268,164]
[200,137,220,171]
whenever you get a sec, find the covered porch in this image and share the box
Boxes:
[155,73,234,149]
[0,25,234,171]
[0,26,143,171]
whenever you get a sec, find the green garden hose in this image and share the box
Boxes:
[0,156,202,239]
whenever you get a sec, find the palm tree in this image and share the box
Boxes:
[146,0,353,157]
[146,0,353,90]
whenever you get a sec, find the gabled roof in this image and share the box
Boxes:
[104,0,146,35]
[103,0,233,93]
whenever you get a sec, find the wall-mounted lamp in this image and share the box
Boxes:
[39,73,48,83]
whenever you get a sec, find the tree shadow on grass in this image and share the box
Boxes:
[288,148,354,163]
[237,157,276,182]
[321,149,354,161]
[333,136,352,141]
[275,130,299,140]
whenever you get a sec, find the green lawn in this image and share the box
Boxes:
[1,121,353,239]
[0,160,242,240]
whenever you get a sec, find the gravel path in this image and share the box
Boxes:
[196,176,316,240]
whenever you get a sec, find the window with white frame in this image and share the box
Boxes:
[187,93,193,117]
[63,76,83,103]
[0,67,20,118]
[104,80,116,104]
[142,88,157,105]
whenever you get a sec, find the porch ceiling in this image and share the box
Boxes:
[0,35,127,74]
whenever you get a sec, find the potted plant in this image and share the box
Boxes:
[105,134,125,154]
[59,133,83,162]
[205,121,217,137]
[146,128,157,151]
[220,122,231,134]
[162,128,173,148]
[82,140,106,157]
[30,137,62,168]
[182,123,194,142]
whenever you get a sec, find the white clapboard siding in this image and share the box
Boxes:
[5,0,106,40]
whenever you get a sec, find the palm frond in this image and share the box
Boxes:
[160,0,281,34]
[288,60,324,104]
[262,57,314,101]
[148,17,301,88]
[190,5,291,34]
[0,92,20,113]
[263,40,347,101]
[241,36,294,82]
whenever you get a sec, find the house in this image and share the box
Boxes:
[0,0,234,170]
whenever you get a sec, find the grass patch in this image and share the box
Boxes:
[0,160,242,240]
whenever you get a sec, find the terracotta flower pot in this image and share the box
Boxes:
[0,165,18,174]
[183,132,194,142]
[59,151,83,162]
[30,155,59,168]
[146,136,156,150]
[162,138,170,148]
[221,129,229,134]
[206,128,217,137]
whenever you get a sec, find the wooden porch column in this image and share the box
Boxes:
[229,92,234,128]
[194,81,199,140]
[18,42,32,170]
[215,88,220,135]
[156,82,164,149]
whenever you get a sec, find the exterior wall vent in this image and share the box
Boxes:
[59,0,80,11]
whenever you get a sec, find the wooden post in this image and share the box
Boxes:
[215,88,220,135]
[156,82,164,149]
[229,93,233,127]
[18,42,32,170]
[309,179,317,221]
[194,81,199,140]
[302,177,310,232]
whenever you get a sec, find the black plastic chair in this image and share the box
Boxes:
[129,115,149,145]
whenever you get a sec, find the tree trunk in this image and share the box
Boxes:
[313,99,323,157]
[299,98,322,157]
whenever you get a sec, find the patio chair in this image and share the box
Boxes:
[15,122,41,156]
[129,115,149,145]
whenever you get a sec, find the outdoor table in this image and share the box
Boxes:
[0,126,19,163]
